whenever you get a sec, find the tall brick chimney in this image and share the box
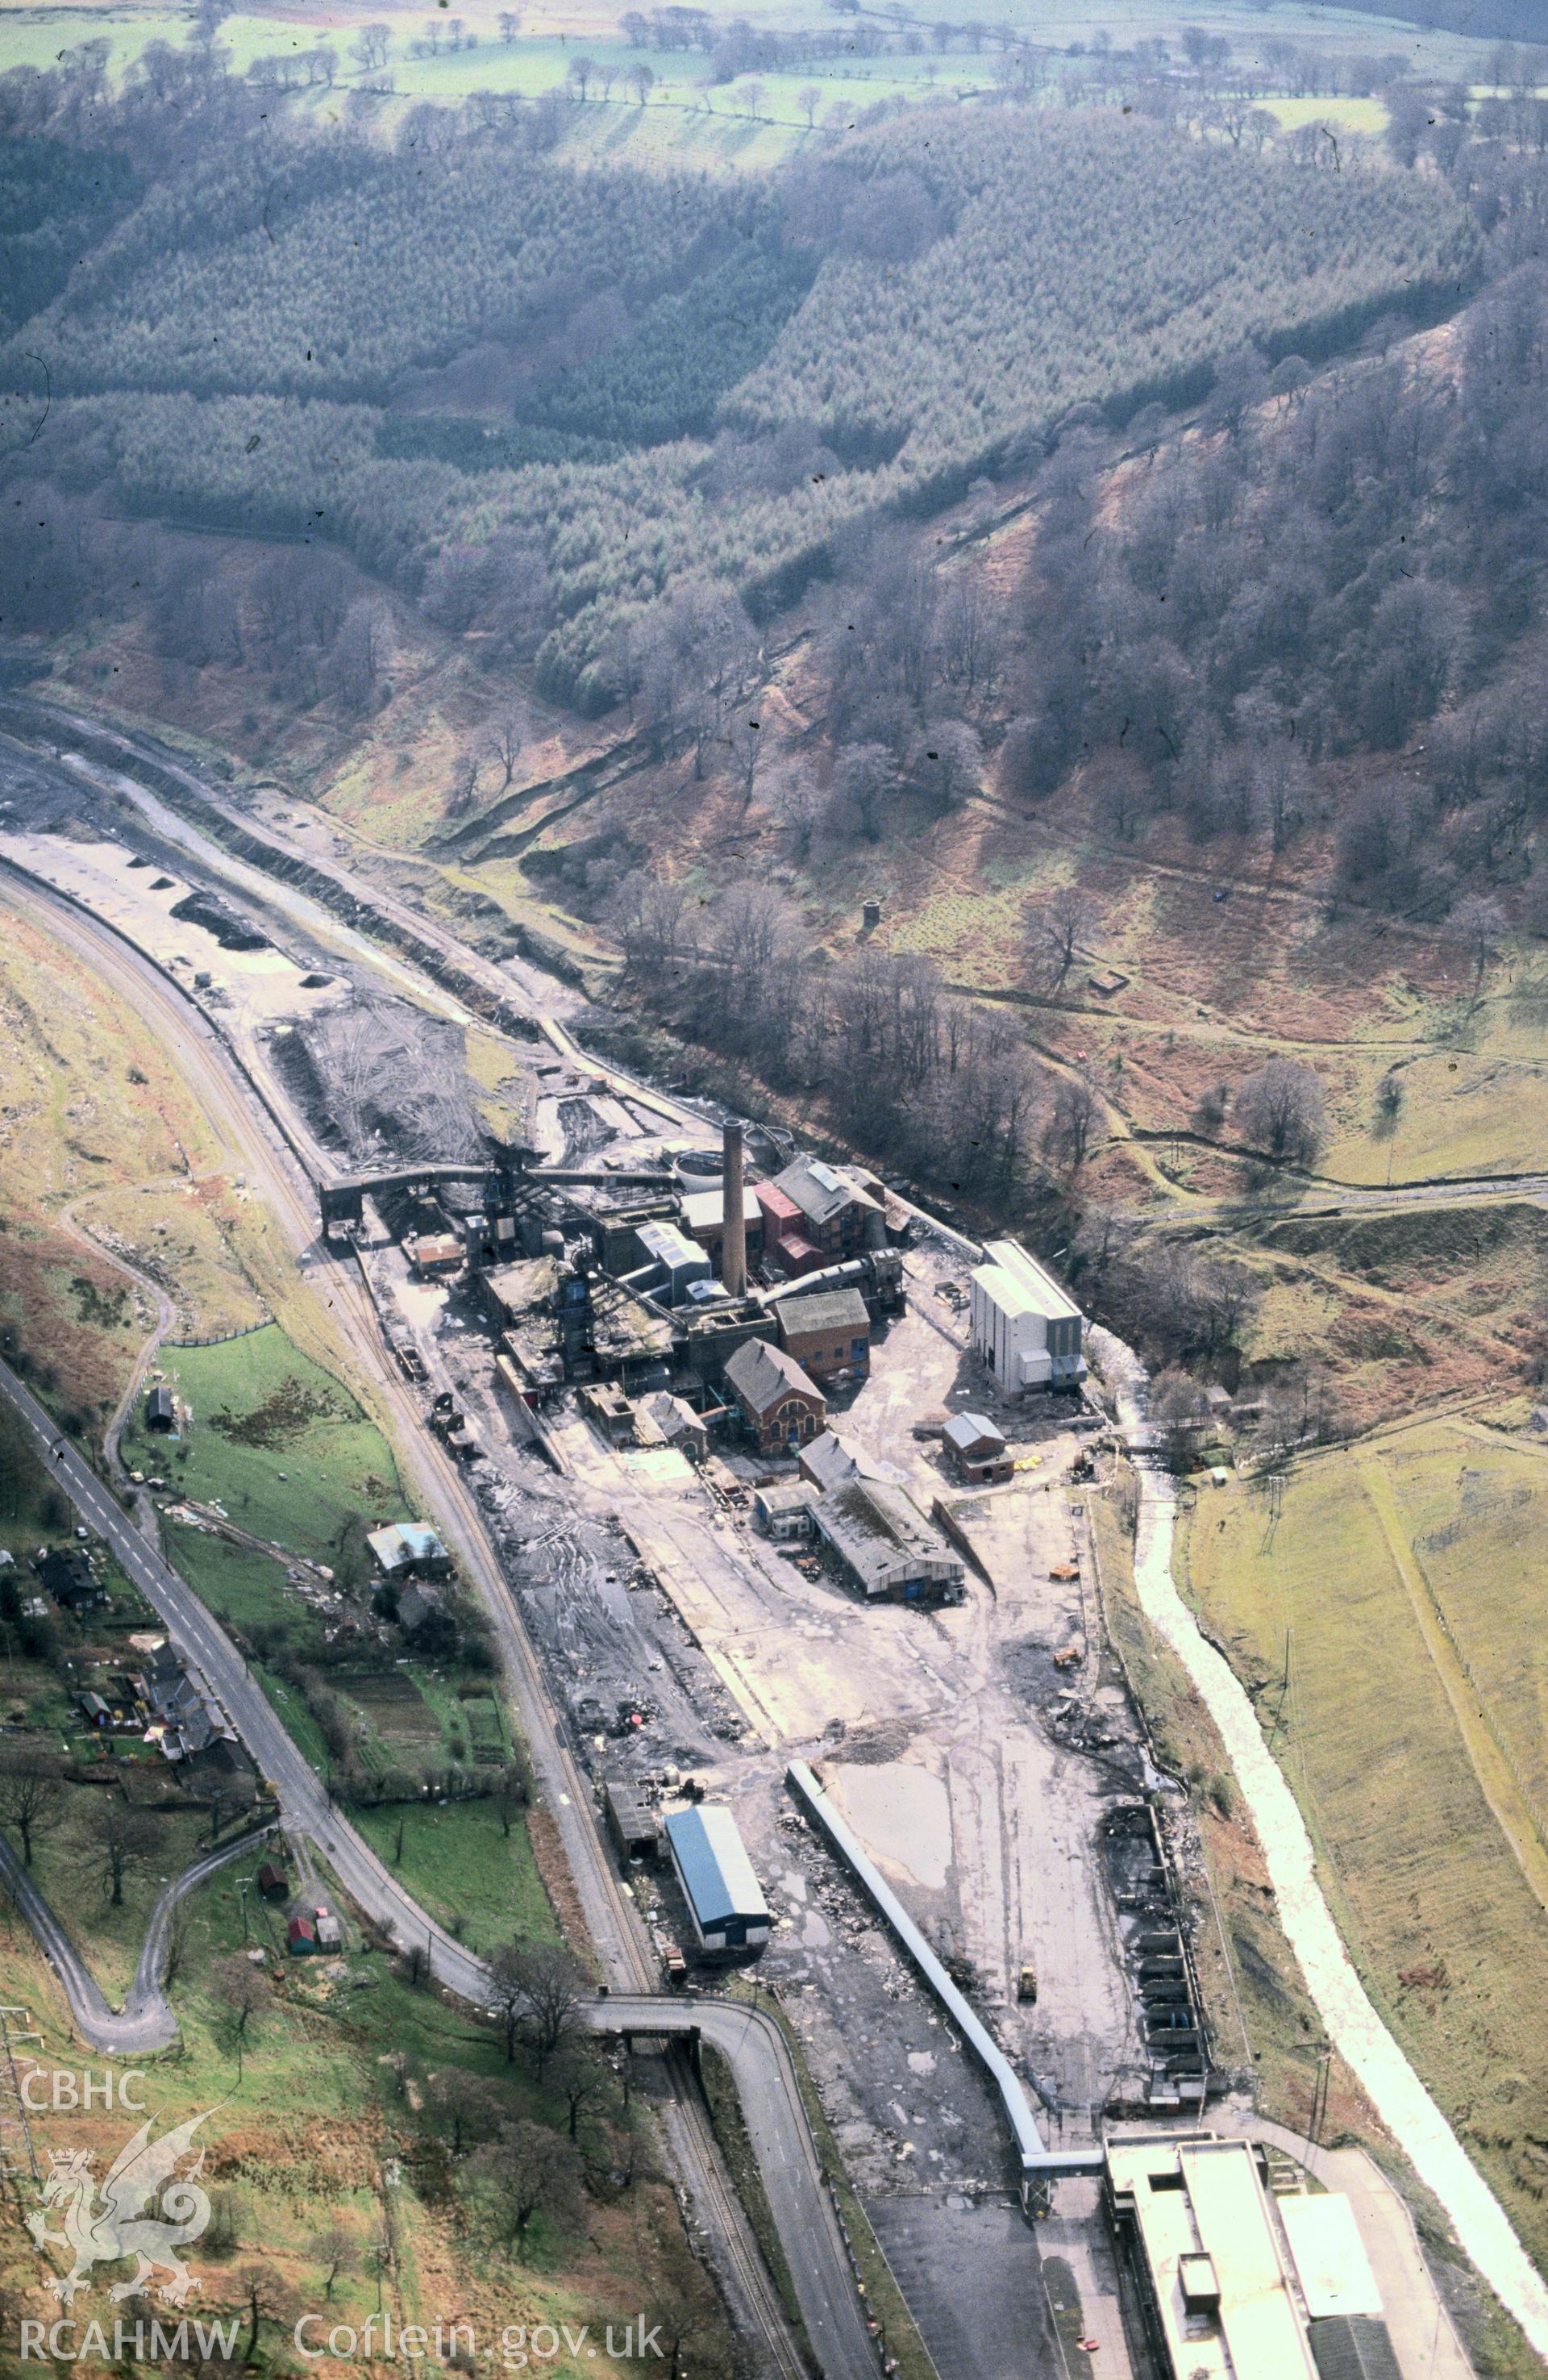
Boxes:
[721,1121,747,1297]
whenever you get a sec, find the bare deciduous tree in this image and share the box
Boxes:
[770,760,821,859]
[462,2119,585,2255]
[1042,1069,1100,1172]
[1026,885,1101,994]
[0,1754,67,1868]
[212,1953,271,2040]
[94,1799,158,1907]
[446,749,481,817]
[308,2224,357,2301]
[1149,1366,1212,1472]
[1448,891,1507,991]
[425,2066,498,2154]
[1233,1057,1325,1167]
[485,706,526,790]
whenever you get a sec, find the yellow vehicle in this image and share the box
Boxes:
[1017,1963,1038,2004]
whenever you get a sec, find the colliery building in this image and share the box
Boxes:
[811,1478,966,1604]
[774,1286,872,1383]
[724,1337,826,1453]
[1105,2136,1403,2380]
[970,1236,1087,1392]
[762,1157,886,1274]
[664,1803,769,1958]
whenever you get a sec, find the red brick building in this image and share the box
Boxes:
[724,1337,826,1453]
[774,1287,872,1384]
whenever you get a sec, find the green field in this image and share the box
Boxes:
[119,1321,411,1564]
[6,0,1500,177]
[1179,1427,1548,2274]
[356,1795,556,1956]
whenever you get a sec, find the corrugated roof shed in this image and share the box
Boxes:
[1308,2320,1404,2380]
[813,1478,964,1597]
[664,1805,768,1928]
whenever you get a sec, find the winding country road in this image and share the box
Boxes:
[0,1345,877,2378]
[0,1824,276,2058]
[0,836,875,2380]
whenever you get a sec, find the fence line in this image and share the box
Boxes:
[164,1317,275,1351]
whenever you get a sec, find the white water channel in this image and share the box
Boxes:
[1094,1326,1548,2361]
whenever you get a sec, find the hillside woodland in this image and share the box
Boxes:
[4,35,1548,1292]
[0,40,1481,706]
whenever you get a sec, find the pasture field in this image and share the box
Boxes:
[1178,1426,1548,2277]
[118,1320,412,1565]
[355,1794,556,1954]
[2,0,1479,175]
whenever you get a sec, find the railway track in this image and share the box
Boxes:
[0,850,843,2380]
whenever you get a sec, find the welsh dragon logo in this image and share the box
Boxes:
[26,2111,215,2307]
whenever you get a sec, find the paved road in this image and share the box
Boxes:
[0,1824,273,2057]
[0,844,874,2379]
[0,1348,879,2374]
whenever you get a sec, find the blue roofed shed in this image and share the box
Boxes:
[664,1804,770,1957]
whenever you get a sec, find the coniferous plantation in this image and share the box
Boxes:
[2,51,1478,705]
[15,17,1548,2378]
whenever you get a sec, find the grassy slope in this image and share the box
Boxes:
[0,1849,723,2375]
[1179,1432,1548,2287]
[0,902,218,1421]
[119,1320,411,1560]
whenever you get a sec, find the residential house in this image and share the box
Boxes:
[723,1339,826,1454]
[287,1915,318,1957]
[39,1548,106,1615]
[774,1287,872,1384]
[135,1640,239,1765]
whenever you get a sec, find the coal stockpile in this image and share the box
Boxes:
[169,889,269,950]
[272,995,497,1168]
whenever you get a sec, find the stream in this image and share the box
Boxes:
[1092,1325,1548,2360]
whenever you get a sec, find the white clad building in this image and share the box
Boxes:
[970,1236,1086,1391]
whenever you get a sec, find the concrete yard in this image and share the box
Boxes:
[384,1161,1154,2378]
